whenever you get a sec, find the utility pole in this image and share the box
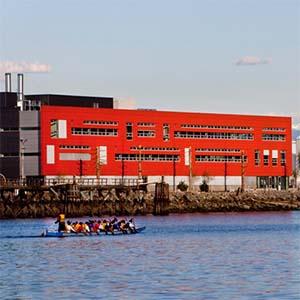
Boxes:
[79,159,83,177]
[95,147,100,179]
[173,156,176,192]
[241,151,245,192]
[121,157,125,185]
[224,159,227,192]
[188,147,192,192]
[137,145,142,189]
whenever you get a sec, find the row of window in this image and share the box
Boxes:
[255,150,286,166]
[59,145,90,150]
[195,155,247,163]
[137,130,156,137]
[71,128,118,136]
[137,122,155,127]
[262,127,285,132]
[174,131,253,140]
[196,148,241,153]
[115,153,180,162]
[70,122,286,133]
[262,134,285,141]
[181,124,253,130]
[83,120,118,126]
[130,146,179,151]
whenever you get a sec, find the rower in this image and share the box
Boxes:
[128,218,137,233]
[65,221,76,233]
[55,214,66,232]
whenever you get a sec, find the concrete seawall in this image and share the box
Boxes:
[0,189,299,219]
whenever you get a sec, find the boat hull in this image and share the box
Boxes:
[42,226,146,237]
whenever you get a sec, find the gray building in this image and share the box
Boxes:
[0,73,114,180]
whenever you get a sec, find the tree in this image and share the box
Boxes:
[177,181,188,192]
[200,171,213,192]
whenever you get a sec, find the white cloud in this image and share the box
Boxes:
[0,61,51,76]
[235,56,272,66]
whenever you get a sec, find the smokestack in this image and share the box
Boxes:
[17,73,24,111]
[5,73,11,92]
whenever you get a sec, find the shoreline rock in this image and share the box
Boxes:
[0,189,299,219]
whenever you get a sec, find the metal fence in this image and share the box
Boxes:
[0,177,140,188]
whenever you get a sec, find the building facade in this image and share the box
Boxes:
[0,73,292,190]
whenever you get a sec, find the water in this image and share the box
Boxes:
[1,212,300,299]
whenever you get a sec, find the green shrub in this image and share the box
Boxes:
[177,181,188,191]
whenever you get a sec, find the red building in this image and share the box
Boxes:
[40,105,292,190]
[0,73,292,190]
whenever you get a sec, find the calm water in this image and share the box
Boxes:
[0,212,300,300]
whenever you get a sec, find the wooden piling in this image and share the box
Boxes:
[154,182,170,215]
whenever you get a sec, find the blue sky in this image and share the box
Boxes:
[0,0,299,125]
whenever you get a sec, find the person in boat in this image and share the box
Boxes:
[65,220,76,233]
[73,221,81,232]
[111,217,120,232]
[55,214,66,232]
[83,222,90,233]
[118,219,128,234]
[99,220,106,232]
[127,218,137,233]
[93,220,101,233]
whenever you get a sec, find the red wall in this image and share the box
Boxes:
[40,106,292,177]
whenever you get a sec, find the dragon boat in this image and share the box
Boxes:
[41,226,146,237]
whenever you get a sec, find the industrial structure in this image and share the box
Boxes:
[0,73,292,190]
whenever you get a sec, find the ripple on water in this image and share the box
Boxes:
[0,212,300,299]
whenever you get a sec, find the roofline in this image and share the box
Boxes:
[41,104,292,120]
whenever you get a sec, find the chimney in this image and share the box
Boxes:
[5,73,11,92]
[17,73,24,111]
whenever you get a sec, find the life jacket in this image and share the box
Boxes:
[57,214,65,222]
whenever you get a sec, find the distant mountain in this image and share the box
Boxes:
[293,129,300,140]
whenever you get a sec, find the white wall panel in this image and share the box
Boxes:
[59,153,91,161]
[99,146,107,165]
[58,120,67,138]
[47,145,55,164]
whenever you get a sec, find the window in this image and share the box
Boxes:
[83,120,118,126]
[196,148,241,153]
[262,127,285,132]
[280,151,286,166]
[137,130,155,137]
[272,150,278,166]
[174,131,253,140]
[262,134,285,141]
[51,120,67,138]
[126,123,133,140]
[115,153,179,162]
[195,155,247,163]
[130,146,179,152]
[59,145,90,150]
[137,122,155,127]
[71,128,117,136]
[163,124,170,141]
[255,150,260,166]
[181,124,253,130]
[50,120,59,138]
[263,155,269,166]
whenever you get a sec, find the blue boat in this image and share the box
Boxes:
[42,226,146,237]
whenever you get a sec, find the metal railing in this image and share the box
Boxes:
[0,177,140,188]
